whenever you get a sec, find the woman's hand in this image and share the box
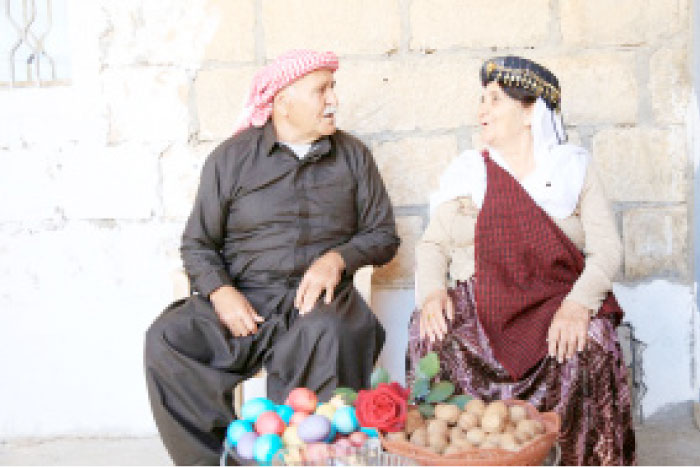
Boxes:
[547,300,591,363]
[419,289,455,343]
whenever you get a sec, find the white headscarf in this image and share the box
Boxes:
[430,98,589,220]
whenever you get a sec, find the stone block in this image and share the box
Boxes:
[335,57,482,133]
[622,206,688,279]
[561,0,689,47]
[195,67,257,141]
[592,127,686,203]
[161,142,217,219]
[538,53,638,125]
[371,136,458,206]
[0,149,61,222]
[103,67,190,144]
[410,0,550,50]
[58,143,161,220]
[262,0,401,56]
[650,48,691,125]
[374,216,423,287]
[101,0,255,65]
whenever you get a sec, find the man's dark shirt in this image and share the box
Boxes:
[181,121,400,297]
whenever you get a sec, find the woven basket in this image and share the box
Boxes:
[379,399,560,466]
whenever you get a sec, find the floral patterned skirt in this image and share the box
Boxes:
[407,278,636,466]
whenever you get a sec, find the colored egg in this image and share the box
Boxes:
[226,420,253,446]
[297,414,332,443]
[241,397,276,423]
[332,406,359,434]
[255,411,286,436]
[235,431,258,460]
[348,431,369,447]
[324,424,337,443]
[276,404,294,424]
[285,387,318,413]
[253,433,283,464]
[289,411,309,426]
[360,427,379,438]
[282,425,303,447]
[315,403,336,420]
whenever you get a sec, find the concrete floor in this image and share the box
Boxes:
[1,401,699,466]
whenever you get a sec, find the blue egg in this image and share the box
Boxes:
[275,404,294,424]
[226,420,253,446]
[324,424,337,443]
[253,433,283,465]
[332,406,359,434]
[235,431,258,460]
[360,427,379,438]
[241,397,276,423]
[297,414,332,443]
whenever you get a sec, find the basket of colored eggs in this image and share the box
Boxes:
[221,387,385,466]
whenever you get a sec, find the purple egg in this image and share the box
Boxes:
[297,414,332,443]
[236,431,258,460]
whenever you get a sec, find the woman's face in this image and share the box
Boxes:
[477,80,532,149]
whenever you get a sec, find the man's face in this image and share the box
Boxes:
[278,69,338,142]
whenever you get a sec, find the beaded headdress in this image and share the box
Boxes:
[481,56,561,112]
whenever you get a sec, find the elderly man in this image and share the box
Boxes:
[144,49,399,465]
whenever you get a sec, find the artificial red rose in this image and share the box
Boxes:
[354,382,409,433]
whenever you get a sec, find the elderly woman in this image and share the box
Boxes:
[409,56,635,465]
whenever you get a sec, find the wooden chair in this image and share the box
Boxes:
[173,267,375,416]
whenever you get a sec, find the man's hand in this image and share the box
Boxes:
[547,300,591,363]
[210,285,264,337]
[419,289,454,343]
[295,251,345,315]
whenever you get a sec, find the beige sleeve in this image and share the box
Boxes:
[564,161,623,313]
[415,200,455,308]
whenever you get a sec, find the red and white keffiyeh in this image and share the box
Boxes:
[232,49,339,135]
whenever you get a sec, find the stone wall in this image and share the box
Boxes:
[0,0,695,436]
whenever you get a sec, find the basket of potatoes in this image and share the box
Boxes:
[380,398,560,466]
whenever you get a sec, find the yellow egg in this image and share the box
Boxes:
[315,403,336,420]
[282,425,303,447]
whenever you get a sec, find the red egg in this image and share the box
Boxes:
[255,411,286,436]
[285,387,318,413]
[348,431,368,447]
[289,411,310,426]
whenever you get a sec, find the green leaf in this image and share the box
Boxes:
[425,381,455,403]
[409,377,430,403]
[370,367,390,389]
[333,387,358,405]
[417,352,440,380]
[418,404,435,418]
[446,394,473,410]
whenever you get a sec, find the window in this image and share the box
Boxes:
[0,0,70,87]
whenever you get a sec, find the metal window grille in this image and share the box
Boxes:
[1,0,70,87]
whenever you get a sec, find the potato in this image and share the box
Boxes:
[405,409,425,435]
[443,445,464,455]
[435,404,461,424]
[452,437,474,450]
[385,431,407,442]
[426,418,449,436]
[465,427,486,446]
[484,401,508,420]
[428,433,448,453]
[501,439,520,452]
[516,419,537,439]
[499,433,517,447]
[514,429,532,444]
[410,427,428,446]
[480,411,504,433]
[480,439,499,449]
[484,432,501,445]
[449,426,466,442]
[465,398,486,417]
[457,411,479,431]
[508,404,527,423]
